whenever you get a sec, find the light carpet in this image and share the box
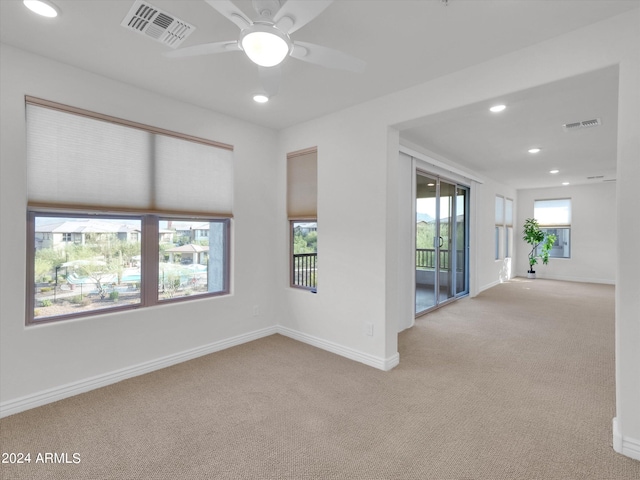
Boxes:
[1,278,639,479]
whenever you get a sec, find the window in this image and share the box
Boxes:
[291,221,317,289]
[495,195,504,260]
[505,198,513,258]
[31,213,144,320]
[158,218,229,301]
[495,195,514,259]
[26,97,233,324]
[534,198,571,258]
[287,148,317,290]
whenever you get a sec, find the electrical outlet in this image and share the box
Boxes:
[252,305,259,317]
[364,322,373,336]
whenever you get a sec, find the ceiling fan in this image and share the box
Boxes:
[164,0,366,100]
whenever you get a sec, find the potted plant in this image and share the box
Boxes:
[522,218,556,279]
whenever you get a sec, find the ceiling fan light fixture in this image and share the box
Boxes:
[23,0,59,17]
[240,24,291,67]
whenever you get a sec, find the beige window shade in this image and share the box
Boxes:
[154,135,233,214]
[26,99,233,216]
[505,198,513,227]
[495,195,504,225]
[534,198,571,226]
[287,149,317,218]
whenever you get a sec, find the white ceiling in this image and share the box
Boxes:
[1,0,637,189]
[401,65,620,189]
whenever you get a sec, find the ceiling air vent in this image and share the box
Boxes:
[121,0,195,48]
[562,118,602,132]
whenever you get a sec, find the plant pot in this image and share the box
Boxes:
[527,271,536,279]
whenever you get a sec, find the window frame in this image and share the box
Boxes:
[505,198,513,259]
[495,195,504,260]
[495,195,514,260]
[538,227,571,259]
[25,97,234,325]
[290,219,318,291]
[156,215,231,305]
[534,198,572,259]
[27,210,231,325]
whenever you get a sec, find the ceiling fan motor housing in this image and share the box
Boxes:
[252,0,282,19]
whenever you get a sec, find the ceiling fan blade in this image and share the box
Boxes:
[291,41,366,73]
[164,41,240,58]
[204,0,252,30]
[273,0,333,34]
[259,65,281,97]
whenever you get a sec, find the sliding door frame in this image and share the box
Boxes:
[412,159,471,317]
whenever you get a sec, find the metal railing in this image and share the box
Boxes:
[292,253,317,288]
[417,249,463,270]
[416,249,449,270]
[293,250,464,287]
[416,249,468,271]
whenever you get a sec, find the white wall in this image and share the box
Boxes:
[476,179,518,292]
[613,8,640,460]
[277,115,399,369]
[278,10,639,458]
[2,8,638,461]
[516,183,616,283]
[0,45,279,410]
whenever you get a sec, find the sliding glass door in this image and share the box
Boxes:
[415,172,468,316]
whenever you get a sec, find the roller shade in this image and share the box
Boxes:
[287,149,317,219]
[505,198,513,227]
[26,98,233,216]
[534,199,571,226]
[495,196,504,225]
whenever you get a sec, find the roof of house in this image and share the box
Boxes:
[165,244,209,254]
[35,219,140,234]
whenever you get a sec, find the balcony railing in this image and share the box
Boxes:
[293,253,317,288]
[417,249,468,271]
[293,250,463,287]
[416,249,450,270]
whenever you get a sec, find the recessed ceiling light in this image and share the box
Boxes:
[528,148,541,154]
[549,169,559,174]
[253,94,269,103]
[23,0,59,17]
[489,104,506,113]
[562,182,570,186]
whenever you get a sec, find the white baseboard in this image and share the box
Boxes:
[277,325,400,371]
[1,324,400,418]
[477,279,500,294]
[613,417,640,461]
[0,326,278,419]
[517,273,615,285]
